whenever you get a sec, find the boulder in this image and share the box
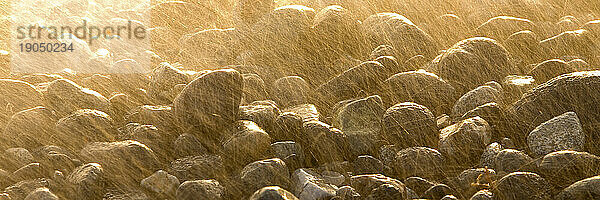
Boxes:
[311,5,365,63]
[378,145,401,173]
[426,37,514,93]
[555,175,600,200]
[272,76,311,109]
[321,171,345,187]
[44,79,109,115]
[492,172,551,200]
[55,109,117,150]
[108,93,137,123]
[240,158,290,193]
[302,121,349,164]
[10,163,45,183]
[527,112,585,158]
[32,146,79,175]
[361,13,438,61]
[582,19,600,38]
[0,79,43,116]
[292,168,337,200]
[456,0,549,27]
[528,59,576,84]
[556,16,580,33]
[241,74,269,104]
[249,186,299,200]
[503,30,543,68]
[538,150,600,188]
[335,186,361,200]
[125,105,176,131]
[382,102,439,149]
[173,69,243,132]
[439,117,492,170]
[79,74,114,99]
[117,124,172,161]
[239,100,280,134]
[24,187,57,200]
[379,70,457,115]
[140,170,179,197]
[273,112,304,142]
[102,190,149,200]
[370,45,397,60]
[374,56,405,77]
[478,142,504,168]
[176,179,224,200]
[67,163,105,199]
[3,148,34,171]
[422,184,457,200]
[441,195,459,200]
[244,5,316,75]
[501,75,535,104]
[567,58,592,71]
[427,14,469,49]
[316,61,387,111]
[173,134,208,157]
[147,62,188,104]
[461,102,509,141]
[394,147,445,180]
[404,177,435,197]
[80,140,160,184]
[233,0,274,27]
[494,149,533,173]
[470,190,493,200]
[350,174,406,198]
[168,155,226,183]
[475,16,536,41]
[366,183,406,200]
[18,74,62,85]
[270,141,305,171]
[4,178,51,200]
[509,71,600,153]
[283,104,320,123]
[539,29,597,62]
[223,120,272,168]
[352,155,384,175]
[451,85,500,118]
[437,114,452,129]
[333,95,385,134]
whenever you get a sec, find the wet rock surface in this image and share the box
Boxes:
[292,168,337,200]
[426,37,514,94]
[250,186,299,200]
[240,158,290,194]
[176,179,224,200]
[394,147,445,180]
[510,72,600,154]
[44,79,110,116]
[492,172,552,200]
[538,151,600,189]
[380,70,457,115]
[383,102,440,149]
[556,175,600,200]
[439,117,492,170]
[527,112,586,158]
[3,1,600,199]
[173,69,243,132]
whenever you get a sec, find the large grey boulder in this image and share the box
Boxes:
[527,112,585,158]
